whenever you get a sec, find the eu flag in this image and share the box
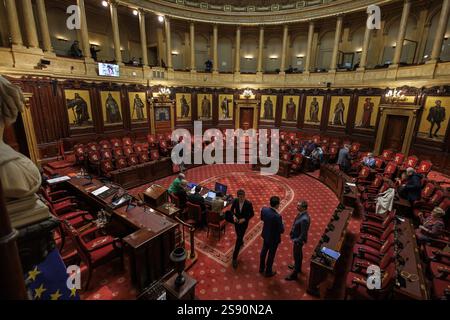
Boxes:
[25,249,80,300]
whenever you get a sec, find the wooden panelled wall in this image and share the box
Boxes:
[6,76,450,175]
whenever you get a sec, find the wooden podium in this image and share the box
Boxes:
[163,272,197,300]
[144,184,168,208]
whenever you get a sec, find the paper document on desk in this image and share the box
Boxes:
[321,247,341,261]
[47,176,71,184]
[91,186,109,196]
[345,182,356,187]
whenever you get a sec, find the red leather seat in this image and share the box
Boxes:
[416,160,432,176]
[353,234,394,264]
[380,150,394,162]
[150,149,160,161]
[87,142,100,152]
[207,210,226,240]
[382,161,397,179]
[74,144,86,164]
[122,136,133,146]
[138,151,149,163]
[115,156,128,169]
[423,245,450,264]
[110,138,122,148]
[100,149,113,160]
[432,278,450,299]
[393,153,405,166]
[147,134,157,148]
[127,153,139,166]
[430,262,450,278]
[185,202,202,226]
[291,154,303,173]
[400,155,419,171]
[351,247,394,275]
[123,146,134,157]
[357,223,395,250]
[100,159,114,177]
[112,147,124,158]
[99,140,111,150]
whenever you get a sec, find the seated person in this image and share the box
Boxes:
[375,180,395,215]
[362,153,376,168]
[168,173,185,194]
[174,179,188,209]
[188,185,207,225]
[302,140,316,157]
[397,167,422,203]
[416,207,446,243]
[311,146,324,169]
[210,191,225,216]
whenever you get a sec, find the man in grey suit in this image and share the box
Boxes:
[336,144,351,173]
[259,196,285,277]
[286,200,311,281]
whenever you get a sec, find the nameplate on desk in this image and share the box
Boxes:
[345,182,356,187]
[91,186,110,196]
[47,176,71,184]
[321,247,341,261]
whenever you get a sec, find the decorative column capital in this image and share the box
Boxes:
[108,0,119,7]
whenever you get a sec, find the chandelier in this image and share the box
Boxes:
[385,88,406,103]
[243,89,253,99]
[159,87,171,96]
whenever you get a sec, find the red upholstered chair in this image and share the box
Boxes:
[280,131,287,141]
[431,278,450,300]
[430,262,450,278]
[133,143,145,153]
[88,150,100,163]
[115,156,128,169]
[281,152,292,163]
[74,144,86,165]
[291,154,304,172]
[424,245,450,264]
[185,202,202,226]
[127,153,139,166]
[150,149,160,161]
[122,136,133,146]
[288,132,296,141]
[159,140,170,156]
[157,133,165,141]
[357,223,395,250]
[393,153,405,166]
[100,159,114,177]
[361,210,396,233]
[383,161,397,179]
[112,147,124,158]
[380,149,394,162]
[321,137,329,146]
[401,155,419,171]
[123,145,134,157]
[280,144,289,154]
[421,183,436,202]
[374,158,385,172]
[321,145,328,154]
[327,146,339,162]
[351,247,394,275]
[40,186,76,207]
[413,190,446,218]
[147,134,157,148]
[87,142,100,152]
[138,151,149,163]
[100,149,113,160]
[64,221,123,290]
[312,135,321,145]
[356,166,371,184]
[350,143,360,156]
[99,140,111,150]
[169,193,181,208]
[358,174,384,193]
[353,234,395,265]
[207,210,226,240]
[416,160,432,176]
[165,132,172,142]
[345,262,396,300]
[110,138,122,148]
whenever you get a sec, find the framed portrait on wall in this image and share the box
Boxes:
[304,96,324,126]
[128,92,147,123]
[176,93,192,121]
[64,89,93,128]
[328,96,351,128]
[282,95,300,123]
[354,96,381,130]
[100,91,122,126]
[260,95,277,122]
[155,107,170,122]
[218,94,233,121]
[197,94,212,120]
[418,96,450,142]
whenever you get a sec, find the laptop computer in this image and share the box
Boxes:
[204,191,217,202]
[214,182,227,195]
[187,182,198,194]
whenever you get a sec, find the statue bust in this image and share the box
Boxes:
[0,76,41,200]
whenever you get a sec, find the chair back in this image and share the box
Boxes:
[383,162,397,177]
[88,151,100,163]
[186,202,202,224]
[371,174,384,188]
[122,137,133,146]
[110,138,122,148]
[422,183,436,199]
[127,154,139,166]
[281,153,291,161]
[100,149,112,160]
[169,193,180,208]
[99,140,111,150]
[101,159,114,175]
[207,210,222,225]
[150,149,160,161]
[74,144,86,161]
[381,149,394,161]
[393,153,404,165]
[404,155,419,168]
[113,147,124,158]
[147,134,156,146]
[430,190,445,205]
[416,160,432,175]
[312,135,321,144]
[138,152,149,163]
[358,166,370,179]
[87,143,99,152]
[350,143,360,154]
[116,156,128,169]
[374,158,384,169]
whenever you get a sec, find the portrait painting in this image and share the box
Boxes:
[418,96,450,141]
[355,96,381,130]
[260,95,277,122]
[197,94,212,120]
[218,94,234,120]
[176,93,192,120]
[282,95,300,122]
[304,96,324,126]
[128,92,147,123]
[155,107,170,122]
[64,89,93,128]
[100,91,122,125]
[328,96,350,128]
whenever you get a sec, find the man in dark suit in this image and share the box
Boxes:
[174,180,188,210]
[398,167,422,204]
[286,200,311,281]
[231,189,254,269]
[259,196,284,277]
[337,144,351,173]
[188,185,207,226]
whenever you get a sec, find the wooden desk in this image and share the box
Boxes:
[320,164,358,209]
[157,203,182,218]
[163,273,197,300]
[307,207,353,297]
[394,219,428,300]
[66,177,178,294]
[251,159,290,177]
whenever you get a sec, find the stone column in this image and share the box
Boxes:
[358,18,372,70]
[213,24,219,73]
[280,24,289,73]
[36,0,52,52]
[138,10,148,66]
[77,0,91,58]
[190,22,196,71]
[430,0,450,62]
[109,0,122,63]
[330,16,343,71]
[5,0,23,46]
[22,0,39,48]
[165,17,172,69]
[392,0,411,66]
[304,21,314,73]
[257,26,264,73]
[235,26,241,73]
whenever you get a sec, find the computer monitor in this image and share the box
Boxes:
[207,191,217,200]
[187,182,197,189]
[214,182,227,195]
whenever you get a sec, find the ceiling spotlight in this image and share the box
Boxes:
[158,15,164,23]
[133,10,138,16]
[101,1,108,7]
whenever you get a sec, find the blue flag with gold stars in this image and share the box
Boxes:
[25,249,80,300]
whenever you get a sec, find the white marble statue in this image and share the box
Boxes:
[0,76,41,200]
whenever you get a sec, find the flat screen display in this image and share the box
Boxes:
[98,63,120,77]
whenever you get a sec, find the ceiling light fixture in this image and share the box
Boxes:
[101,1,108,7]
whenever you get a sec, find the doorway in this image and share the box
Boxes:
[239,107,254,131]
[380,115,409,152]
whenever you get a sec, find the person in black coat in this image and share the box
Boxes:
[286,200,311,281]
[230,189,254,269]
[398,167,422,203]
[259,196,284,277]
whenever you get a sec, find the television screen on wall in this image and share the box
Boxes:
[98,63,120,77]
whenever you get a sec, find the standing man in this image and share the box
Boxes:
[260,196,284,277]
[230,189,254,269]
[168,173,185,194]
[285,201,310,281]
[337,144,351,173]
[427,100,446,138]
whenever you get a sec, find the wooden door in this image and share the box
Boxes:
[239,108,254,130]
[380,115,409,152]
